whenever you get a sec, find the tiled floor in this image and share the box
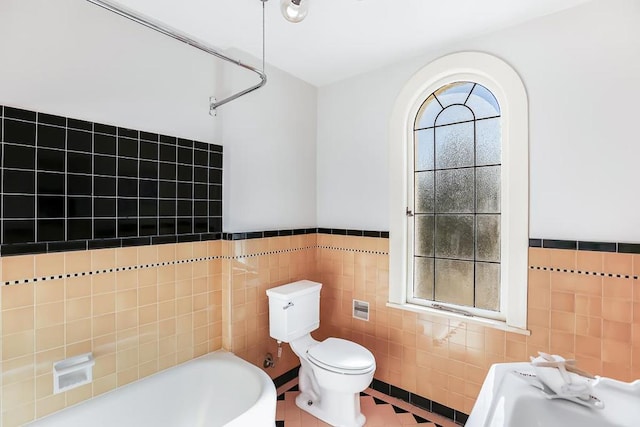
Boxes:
[275,383,459,427]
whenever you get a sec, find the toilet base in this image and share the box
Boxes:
[295,391,366,427]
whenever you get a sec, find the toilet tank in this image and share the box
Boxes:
[266,280,322,342]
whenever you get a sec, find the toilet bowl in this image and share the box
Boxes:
[266,280,376,427]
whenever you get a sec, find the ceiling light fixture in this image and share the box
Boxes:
[280,0,309,23]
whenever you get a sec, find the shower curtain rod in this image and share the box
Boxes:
[85,0,267,114]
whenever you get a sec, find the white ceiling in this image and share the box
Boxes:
[108,0,592,87]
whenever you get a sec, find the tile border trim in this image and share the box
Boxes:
[0,228,390,257]
[1,244,318,286]
[223,228,389,240]
[317,245,389,255]
[529,265,638,280]
[2,255,222,286]
[529,238,640,254]
[231,245,317,260]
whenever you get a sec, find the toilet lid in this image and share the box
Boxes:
[307,338,375,374]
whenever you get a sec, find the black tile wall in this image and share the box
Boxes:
[0,105,223,256]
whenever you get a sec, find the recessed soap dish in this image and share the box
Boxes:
[53,352,95,394]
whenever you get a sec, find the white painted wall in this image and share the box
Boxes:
[0,0,219,143]
[317,0,640,242]
[218,50,317,232]
[0,0,317,232]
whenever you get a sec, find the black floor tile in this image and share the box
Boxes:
[414,414,430,423]
[392,405,408,413]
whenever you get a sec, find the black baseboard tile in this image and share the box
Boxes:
[369,378,467,424]
[432,401,455,420]
[370,378,390,394]
[47,240,87,253]
[1,243,48,256]
[272,365,300,389]
[176,234,201,243]
[390,385,410,402]
[530,238,640,254]
[528,238,542,248]
[151,235,177,245]
[87,239,121,250]
[455,410,469,425]
[618,243,640,254]
[122,237,151,247]
[542,239,577,250]
[577,241,616,252]
[409,393,432,411]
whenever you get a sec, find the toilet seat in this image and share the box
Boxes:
[307,338,375,375]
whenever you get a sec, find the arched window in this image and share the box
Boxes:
[410,81,502,314]
[389,52,529,332]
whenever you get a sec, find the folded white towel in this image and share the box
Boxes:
[530,353,593,401]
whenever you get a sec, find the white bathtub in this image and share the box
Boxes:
[29,351,277,427]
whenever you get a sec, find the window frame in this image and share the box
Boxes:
[388,52,529,333]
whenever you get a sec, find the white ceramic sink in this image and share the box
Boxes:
[467,362,640,427]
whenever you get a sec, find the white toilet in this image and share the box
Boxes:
[266,280,376,427]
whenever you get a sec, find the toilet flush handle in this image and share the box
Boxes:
[283,301,294,310]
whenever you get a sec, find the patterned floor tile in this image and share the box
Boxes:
[275,382,460,427]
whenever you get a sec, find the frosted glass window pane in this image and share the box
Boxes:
[415,129,434,171]
[476,166,501,213]
[475,262,500,311]
[434,259,474,306]
[435,122,474,169]
[415,214,434,257]
[476,214,500,262]
[435,105,474,127]
[435,82,475,107]
[414,257,434,300]
[476,118,501,166]
[465,84,500,119]
[415,171,434,213]
[411,80,504,310]
[435,169,474,213]
[435,215,474,260]
[415,94,442,129]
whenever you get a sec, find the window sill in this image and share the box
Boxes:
[386,302,531,336]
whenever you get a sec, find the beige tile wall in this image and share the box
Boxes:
[223,234,319,380]
[3,233,638,425]
[0,241,223,427]
[316,234,640,414]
